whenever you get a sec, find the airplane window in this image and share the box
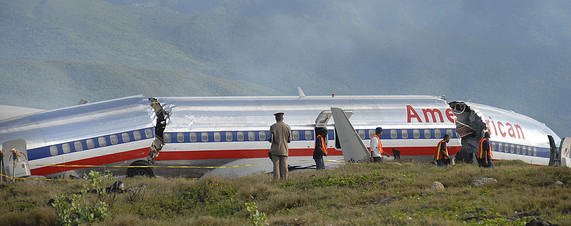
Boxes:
[248,132,255,141]
[74,141,83,151]
[305,130,312,140]
[86,139,95,149]
[446,129,453,137]
[133,131,141,141]
[201,133,209,142]
[164,133,171,142]
[214,132,221,142]
[98,137,107,147]
[390,130,397,139]
[259,131,266,141]
[292,131,299,140]
[369,130,375,139]
[145,129,153,138]
[178,133,185,142]
[510,144,515,153]
[50,146,58,156]
[533,147,537,157]
[498,143,503,152]
[413,129,420,139]
[517,145,521,154]
[122,133,130,143]
[424,130,431,139]
[434,129,442,139]
[110,135,118,145]
[401,130,408,139]
[358,130,365,140]
[62,143,70,153]
[226,132,233,141]
[190,133,197,142]
[237,132,244,141]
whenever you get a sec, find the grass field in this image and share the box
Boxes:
[1,160,570,225]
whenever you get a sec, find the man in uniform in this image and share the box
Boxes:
[435,134,451,166]
[478,132,494,168]
[370,127,390,162]
[269,112,291,180]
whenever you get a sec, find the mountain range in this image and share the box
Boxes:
[1,0,570,137]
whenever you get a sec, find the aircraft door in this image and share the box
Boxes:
[2,139,31,179]
[548,135,560,166]
[558,137,571,167]
[314,110,353,150]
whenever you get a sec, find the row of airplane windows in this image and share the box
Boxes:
[45,128,456,156]
[48,129,154,156]
[43,128,544,158]
[162,128,457,143]
[490,141,543,157]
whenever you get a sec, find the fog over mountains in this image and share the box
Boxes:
[1,0,570,136]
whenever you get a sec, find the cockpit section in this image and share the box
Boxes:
[449,101,487,163]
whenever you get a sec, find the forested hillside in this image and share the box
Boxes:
[1,0,570,136]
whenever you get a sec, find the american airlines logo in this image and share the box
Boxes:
[406,105,525,140]
[406,105,455,123]
[485,116,525,140]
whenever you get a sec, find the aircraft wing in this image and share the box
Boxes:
[0,105,44,122]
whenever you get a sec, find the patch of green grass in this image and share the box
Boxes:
[1,160,570,225]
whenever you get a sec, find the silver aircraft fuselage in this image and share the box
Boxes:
[0,95,562,178]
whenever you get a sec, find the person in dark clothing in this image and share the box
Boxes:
[313,128,328,170]
[478,132,494,168]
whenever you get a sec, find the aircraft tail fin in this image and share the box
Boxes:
[297,87,306,98]
[331,107,370,163]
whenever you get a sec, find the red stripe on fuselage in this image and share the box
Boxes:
[154,146,461,161]
[30,147,150,176]
[30,145,462,176]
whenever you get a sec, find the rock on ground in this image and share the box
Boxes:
[431,181,445,190]
[471,177,497,187]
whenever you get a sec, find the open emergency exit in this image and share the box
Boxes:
[2,139,31,180]
[315,109,354,150]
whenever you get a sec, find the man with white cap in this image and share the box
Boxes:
[269,112,291,180]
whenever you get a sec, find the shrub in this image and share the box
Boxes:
[51,170,111,225]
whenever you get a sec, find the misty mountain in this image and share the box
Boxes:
[0,0,570,136]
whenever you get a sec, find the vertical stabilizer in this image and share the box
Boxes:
[331,107,370,163]
[297,87,306,98]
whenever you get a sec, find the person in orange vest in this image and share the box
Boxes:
[435,134,451,166]
[478,132,494,168]
[313,127,328,170]
[370,127,391,163]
